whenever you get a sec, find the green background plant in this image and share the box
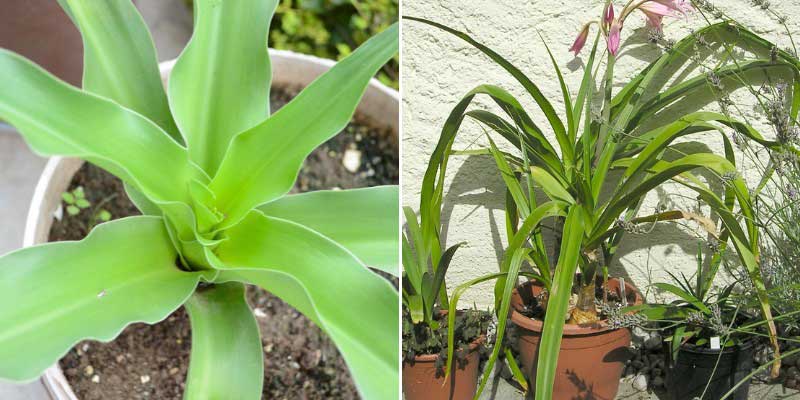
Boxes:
[184,0,399,88]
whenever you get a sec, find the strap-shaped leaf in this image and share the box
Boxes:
[0,50,194,205]
[0,217,201,381]
[210,212,398,400]
[652,283,711,314]
[209,23,399,228]
[58,0,180,140]
[475,248,526,398]
[184,282,263,400]
[169,0,278,174]
[258,186,399,275]
[402,232,423,296]
[535,206,586,400]
[493,201,568,302]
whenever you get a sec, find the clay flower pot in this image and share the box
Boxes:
[510,279,643,400]
[402,335,485,400]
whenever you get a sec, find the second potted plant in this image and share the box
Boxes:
[401,206,491,399]
[639,243,759,400]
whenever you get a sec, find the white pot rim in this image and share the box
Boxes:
[27,50,398,400]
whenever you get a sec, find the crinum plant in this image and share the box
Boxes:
[0,1,399,398]
[407,3,800,398]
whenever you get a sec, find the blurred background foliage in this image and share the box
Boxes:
[184,0,399,88]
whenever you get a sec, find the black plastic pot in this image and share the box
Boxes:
[665,340,754,400]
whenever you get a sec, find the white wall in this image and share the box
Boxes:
[401,0,800,308]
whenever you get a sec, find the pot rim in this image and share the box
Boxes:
[29,50,399,400]
[510,278,644,336]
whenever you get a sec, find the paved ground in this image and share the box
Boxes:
[475,374,800,399]
[0,1,191,398]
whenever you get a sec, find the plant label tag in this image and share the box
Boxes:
[710,336,721,350]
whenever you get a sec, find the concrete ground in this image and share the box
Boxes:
[476,374,800,399]
[0,0,191,398]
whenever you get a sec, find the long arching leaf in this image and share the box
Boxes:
[0,217,201,381]
[210,212,398,400]
[0,49,195,205]
[58,0,180,140]
[169,0,278,174]
[535,205,586,400]
[209,23,398,229]
[259,186,399,275]
[184,282,263,400]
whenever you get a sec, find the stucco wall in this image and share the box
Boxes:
[401,0,800,308]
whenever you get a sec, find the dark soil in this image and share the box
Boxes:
[55,86,397,400]
[401,309,491,374]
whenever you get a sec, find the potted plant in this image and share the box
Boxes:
[406,1,797,397]
[0,1,399,399]
[401,206,492,399]
[637,242,762,400]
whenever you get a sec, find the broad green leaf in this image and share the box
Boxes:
[0,217,200,381]
[403,206,430,281]
[406,294,424,324]
[538,32,574,146]
[419,85,566,270]
[465,108,562,178]
[494,201,568,301]
[424,242,462,320]
[59,0,180,140]
[125,183,162,216]
[445,271,508,380]
[573,33,600,137]
[210,23,399,228]
[536,206,586,400]
[169,0,278,174]
[652,283,711,314]
[631,60,798,130]
[596,153,742,238]
[184,282,263,400]
[486,135,530,218]
[0,49,195,205]
[210,212,398,400]
[402,232,423,295]
[259,186,399,275]
[531,166,575,204]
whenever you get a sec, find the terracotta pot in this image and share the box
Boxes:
[402,335,485,400]
[23,51,398,400]
[510,279,643,400]
[0,0,84,85]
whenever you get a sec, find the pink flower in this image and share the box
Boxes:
[638,0,693,32]
[570,23,592,55]
[652,0,693,16]
[603,3,615,28]
[607,19,622,56]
